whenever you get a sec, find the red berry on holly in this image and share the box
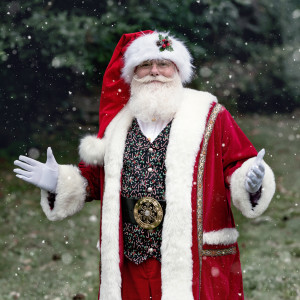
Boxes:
[162,39,166,42]
[167,43,170,46]
[162,44,166,48]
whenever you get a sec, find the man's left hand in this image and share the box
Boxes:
[245,149,265,193]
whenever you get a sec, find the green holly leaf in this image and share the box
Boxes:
[159,34,163,40]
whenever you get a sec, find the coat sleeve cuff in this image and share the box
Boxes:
[230,157,276,218]
[40,165,87,221]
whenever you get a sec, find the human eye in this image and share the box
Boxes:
[157,60,171,68]
[139,61,152,68]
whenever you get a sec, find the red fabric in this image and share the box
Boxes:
[190,104,256,299]
[201,106,257,233]
[97,30,154,138]
[200,244,244,299]
[78,162,101,200]
[121,257,162,300]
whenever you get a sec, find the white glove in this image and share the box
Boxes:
[245,149,265,194]
[14,147,59,193]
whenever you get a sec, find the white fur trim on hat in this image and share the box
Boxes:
[79,135,106,166]
[121,31,193,84]
[231,157,276,218]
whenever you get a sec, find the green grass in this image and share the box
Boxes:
[0,186,101,299]
[0,113,299,299]
[1,124,100,300]
[234,112,300,300]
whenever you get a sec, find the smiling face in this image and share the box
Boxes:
[135,59,177,81]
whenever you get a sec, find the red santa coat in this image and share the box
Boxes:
[40,88,275,300]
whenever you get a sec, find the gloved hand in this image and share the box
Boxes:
[14,147,59,193]
[245,149,265,194]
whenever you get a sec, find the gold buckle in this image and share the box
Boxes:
[133,197,163,230]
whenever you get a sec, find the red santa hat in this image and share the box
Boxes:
[121,31,193,84]
[97,30,193,138]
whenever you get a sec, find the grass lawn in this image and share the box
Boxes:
[233,112,300,300]
[0,112,299,299]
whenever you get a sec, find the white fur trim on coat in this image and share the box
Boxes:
[40,165,87,221]
[161,89,216,300]
[231,157,276,218]
[203,228,239,245]
[79,135,106,166]
[122,31,193,84]
[99,106,133,300]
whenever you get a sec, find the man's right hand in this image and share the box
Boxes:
[14,147,59,193]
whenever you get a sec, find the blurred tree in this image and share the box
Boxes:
[0,0,298,147]
[279,0,300,110]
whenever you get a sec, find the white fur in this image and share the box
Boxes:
[79,135,106,166]
[99,106,134,300]
[122,31,193,84]
[78,99,126,167]
[97,88,217,299]
[129,72,184,122]
[161,89,216,300]
[203,228,239,245]
[231,157,276,218]
[40,165,87,221]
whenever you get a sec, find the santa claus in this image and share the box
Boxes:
[14,30,276,300]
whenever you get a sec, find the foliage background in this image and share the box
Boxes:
[0,0,299,299]
[1,0,299,149]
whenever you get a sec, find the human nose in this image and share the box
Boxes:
[150,63,160,76]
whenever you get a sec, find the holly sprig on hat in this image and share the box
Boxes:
[156,34,174,52]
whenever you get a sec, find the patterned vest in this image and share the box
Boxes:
[121,118,172,264]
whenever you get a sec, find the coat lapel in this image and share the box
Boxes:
[100,106,133,300]
[161,89,217,299]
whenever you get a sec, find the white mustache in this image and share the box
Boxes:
[132,75,174,83]
[129,72,183,122]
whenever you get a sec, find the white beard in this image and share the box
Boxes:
[128,72,184,122]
